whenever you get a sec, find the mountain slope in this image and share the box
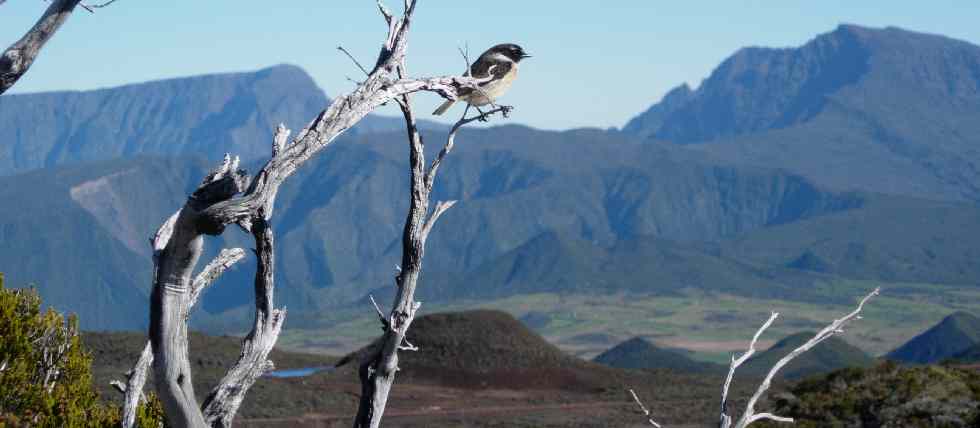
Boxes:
[0,64,326,175]
[721,193,980,285]
[742,331,873,379]
[887,311,980,364]
[624,25,980,202]
[0,64,436,177]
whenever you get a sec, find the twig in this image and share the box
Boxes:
[338,46,371,77]
[369,294,391,330]
[629,389,662,427]
[425,104,511,190]
[720,288,880,428]
[79,0,118,13]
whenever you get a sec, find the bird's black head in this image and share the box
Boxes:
[488,43,531,62]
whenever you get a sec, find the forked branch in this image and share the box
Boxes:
[630,288,880,428]
[722,288,880,428]
[352,28,512,428]
[131,1,509,426]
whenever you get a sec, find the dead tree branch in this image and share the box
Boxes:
[124,1,500,426]
[629,288,879,428]
[1,0,83,95]
[720,288,880,428]
[200,218,283,427]
[352,12,512,427]
[117,247,245,428]
[629,389,662,428]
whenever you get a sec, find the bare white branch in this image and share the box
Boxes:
[189,247,246,310]
[721,288,880,428]
[629,389,662,428]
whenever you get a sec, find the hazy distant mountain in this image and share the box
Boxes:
[0,64,432,177]
[887,311,980,364]
[593,337,722,373]
[624,25,980,202]
[5,24,980,331]
[742,331,873,379]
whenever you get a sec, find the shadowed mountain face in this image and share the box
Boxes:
[741,331,873,379]
[593,337,722,373]
[887,311,980,364]
[624,25,980,202]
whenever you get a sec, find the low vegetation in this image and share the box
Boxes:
[0,273,164,427]
[757,361,980,427]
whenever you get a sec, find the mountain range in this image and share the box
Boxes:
[624,24,980,203]
[1,24,979,332]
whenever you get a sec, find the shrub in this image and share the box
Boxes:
[0,273,164,427]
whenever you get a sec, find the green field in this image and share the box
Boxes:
[278,280,980,364]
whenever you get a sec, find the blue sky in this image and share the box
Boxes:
[2,1,978,130]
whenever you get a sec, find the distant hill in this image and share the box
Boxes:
[887,311,980,364]
[624,25,980,202]
[949,343,980,364]
[593,337,722,373]
[742,331,873,379]
[337,310,620,391]
[757,361,980,427]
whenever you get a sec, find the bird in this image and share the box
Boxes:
[432,43,531,116]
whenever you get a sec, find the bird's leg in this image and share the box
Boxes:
[475,106,489,122]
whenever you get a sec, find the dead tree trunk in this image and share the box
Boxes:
[352,89,510,427]
[118,1,496,426]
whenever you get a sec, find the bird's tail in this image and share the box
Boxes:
[432,99,455,116]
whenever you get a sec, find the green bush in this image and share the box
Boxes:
[0,273,164,427]
[756,360,980,428]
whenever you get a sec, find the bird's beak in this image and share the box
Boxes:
[521,53,532,59]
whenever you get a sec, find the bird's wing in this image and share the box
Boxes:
[460,61,514,97]
[469,59,513,80]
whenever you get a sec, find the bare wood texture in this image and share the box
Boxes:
[132,1,496,426]
[0,0,82,95]
[352,25,513,428]
[629,289,879,428]
[719,288,880,428]
[118,247,245,428]
[201,219,284,427]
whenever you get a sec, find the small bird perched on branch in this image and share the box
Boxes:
[432,43,531,116]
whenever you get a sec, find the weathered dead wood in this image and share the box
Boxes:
[200,218,284,427]
[127,1,498,426]
[117,247,245,428]
[629,288,880,428]
[351,29,513,428]
[0,0,82,95]
[720,288,880,428]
